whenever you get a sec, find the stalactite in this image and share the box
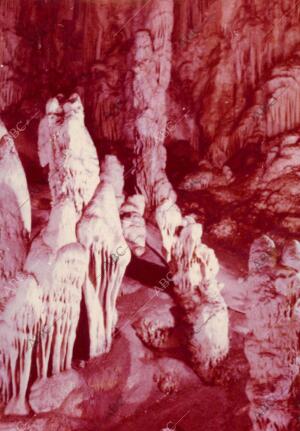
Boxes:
[266,80,300,138]
[209,60,300,167]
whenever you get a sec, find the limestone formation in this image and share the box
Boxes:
[37,96,63,170]
[170,219,229,381]
[248,234,278,274]
[100,154,125,209]
[132,0,177,212]
[38,94,100,214]
[0,273,41,415]
[155,199,182,262]
[0,134,31,281]
[25,198,87,380]
[245,236,300,430]
[120,194,146,257]
[77,182,131,357]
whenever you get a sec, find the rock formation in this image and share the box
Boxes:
[100,155,125,209]
[170,219,229,382]
[120,194,146,258]
[132,0,177,213]
[0,273,40,415]
[38,94,100,214]
[0,134,31,281]
[155,199,182,263]
[37,95,63,172]
[77,181,131,357]
[25,198,87,381]
[245,236,300,430]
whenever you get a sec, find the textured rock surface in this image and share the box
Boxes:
[132,0,177,213]
[0,133,31,281]
[25,198,88,380]
[170,219,229,382]
[0,273,40,416]
[38,94,100,215]
[120,194,146,257]
[245,236,300,430]
[77,182,131,357]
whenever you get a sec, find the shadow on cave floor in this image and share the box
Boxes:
[126,254,168,287]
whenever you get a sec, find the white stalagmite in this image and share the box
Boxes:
[131,0,181,276]
[155,199,182,262]
[248,234,278,274]
[0,273,41,415]
[25,198,87,381]
[170,220,229,381]
[132,0,177,212]
[131,0,180,271]
[245,236,300,430]
[37,95,63,169]
[100,154,125,208]
[0,133,31,281]
[77,182,131,357]
[120,193,146,257]
[38,93,100,214]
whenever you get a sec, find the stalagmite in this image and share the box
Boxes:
[25,198,87,381]
[0,273,41,415]
[38,93,100,214]
[170,219,229,381]
[248,234,278,274]
[245,236,300,430]
[77,182,131,357]
[131,0,182,274]
[132,0,177,212]
[120,194,146,257]
[100,155,125,209]
[155,199,182,263]
[0,133,31,281]
[37,95,63,170]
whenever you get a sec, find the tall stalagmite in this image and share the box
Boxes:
[132,0,176,212]
[245,236,300,431]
